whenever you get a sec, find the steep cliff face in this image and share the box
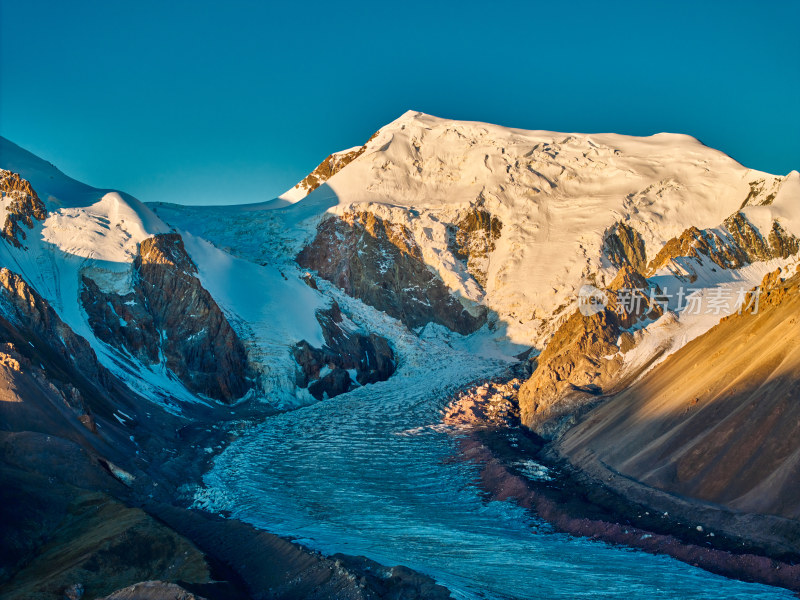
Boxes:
[81,234,251,403]
[292,301,395,400]
[603,222,648,273]
[0,268,109,390]
[517,267,663,437]
[0,170,47,248]
[556,266,800,521]
[297,211,486,334]
[447,207,502,289]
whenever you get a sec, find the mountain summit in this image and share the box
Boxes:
[1,113,799,596]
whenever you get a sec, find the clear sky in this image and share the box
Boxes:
[1,0,798,206]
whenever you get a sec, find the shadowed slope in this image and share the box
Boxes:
[557,267,800,522]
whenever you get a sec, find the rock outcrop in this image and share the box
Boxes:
[293,301,395,400]
[297,211,486,334]
[518,267,663,437]
[646,211,798,278]
[443,379,521,429]
[289,131,379,198]
[0,268,109,389]
[100,581,207,600]
[447,207,502,288]
[556,266,800,527]
[81,233,251,403]
[0,170,47,248]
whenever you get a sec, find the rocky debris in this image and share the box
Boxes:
[0,342,27,373]
[297,211,486,334]
[0,268,110,388]
[443,379,521,429]
[293,301,395,400]
[99,581,206,600]
[81,233,251,403]
[603,222,647,273]
[447,207,502,288]
[0,170,47,248]
[518,266,662,437]
[646,211,799,278]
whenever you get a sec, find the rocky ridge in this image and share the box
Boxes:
[0,169,47,248]
[293,299,395,400]
[517,266,664,437]
[81,233,251,403]
[297,210,486,334]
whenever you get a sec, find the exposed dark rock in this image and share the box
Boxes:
[301,271,319,289]
[297,211,486,334]
[646,212,799,278]
[293,301,395,400]
[768,221,800,258]
[0,268,109,390]
[447,207,502,288]
[740,177,780,209]
[81,233,251,403]
[517,266,663,437]
[99,581,206,600]
[603,222,647,273]
[723,211,774,262]
[0,170,47,248]
[291,131,380,197]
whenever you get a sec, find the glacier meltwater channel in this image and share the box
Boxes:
[196,351,793,599]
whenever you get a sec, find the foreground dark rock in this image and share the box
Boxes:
[297,211,486,334]
[293,301,395,400]
[100,581,208,600]
[81,233,251,403]
[147,503,451,600]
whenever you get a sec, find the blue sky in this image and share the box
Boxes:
[1,0,798,205]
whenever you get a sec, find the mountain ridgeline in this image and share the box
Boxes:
[1,111,800,596]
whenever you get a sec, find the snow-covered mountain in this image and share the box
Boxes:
[4,110,799,410]
[3,111,800,419]
[2,112,800,596]
[150,111,799,422]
